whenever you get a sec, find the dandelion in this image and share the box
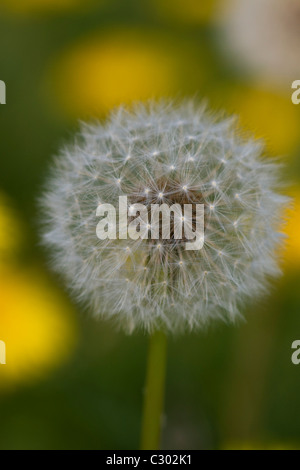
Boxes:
[49,30,207,118]
[218,0,300,87]
[41,101,287,332]
[40,100,288,449]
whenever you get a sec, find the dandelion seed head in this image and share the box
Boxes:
[40,100,289,333]
[219,0,300,86]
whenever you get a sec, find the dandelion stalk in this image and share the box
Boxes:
[141,330,167,450]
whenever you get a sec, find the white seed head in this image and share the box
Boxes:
[218,0,300,86]
[40,100,288,333]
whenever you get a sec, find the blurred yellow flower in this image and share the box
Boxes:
[153,0,219,24]
[49,30,204,118]
[225,87,300,155]
[283,189,300,270]
[0,192,77,388]
[0,193,22,266]
[0,268,77,388]
[0,0,96,15]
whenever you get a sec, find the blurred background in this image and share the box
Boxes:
[0,0,300,450]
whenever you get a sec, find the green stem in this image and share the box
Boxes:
[140,330,168,450]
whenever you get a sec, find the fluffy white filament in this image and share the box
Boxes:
[41,101,288,333]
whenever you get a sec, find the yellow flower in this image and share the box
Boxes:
[0,193,22,266]
[0,268,77,389]
[225,87,300,155]
[48,30,204,118]
[283,189,300,270]
[0,193,77,388]
[0,0,96,15]
[152,0,219,24]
